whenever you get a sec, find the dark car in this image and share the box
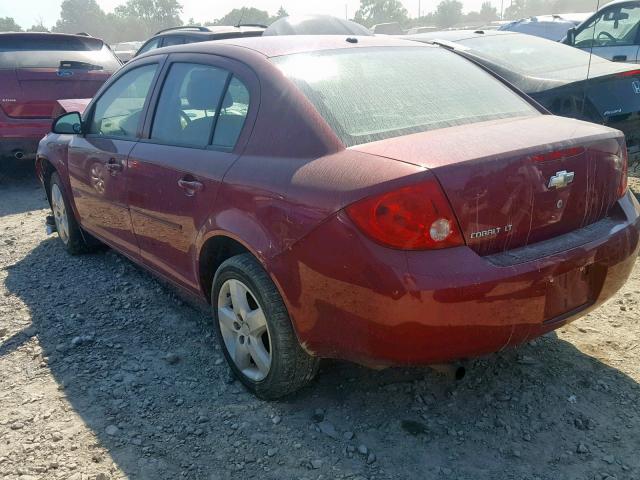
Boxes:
[0,32,121,161]
[408,30,640,166]
[134,25,265,58]
[263,15,371,36]
[36,36,638,398]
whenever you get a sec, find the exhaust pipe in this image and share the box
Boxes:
[14,150,24,160]
[429,364,466,381]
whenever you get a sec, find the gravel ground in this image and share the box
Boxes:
[1,164,640,480]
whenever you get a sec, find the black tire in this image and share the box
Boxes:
[212,253,319,399]
[49,172,97,255]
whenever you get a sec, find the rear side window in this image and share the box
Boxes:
[273,46,537,147]
[162,36,185,47]
[151,62,250,149]
[89,64,158,138]
[0,35,120,71]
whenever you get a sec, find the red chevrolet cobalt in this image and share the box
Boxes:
[36,36,640,398]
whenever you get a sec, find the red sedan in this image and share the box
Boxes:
[36,36,640,398]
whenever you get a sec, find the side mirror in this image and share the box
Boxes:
[564,27,576,45]
[52,111,83,135]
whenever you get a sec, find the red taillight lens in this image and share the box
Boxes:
[345,174,464,250]
[530,146,584,162]
[617,69,640,77]
[618,143,628,198]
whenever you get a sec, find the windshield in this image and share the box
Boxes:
[458,34,608,79]
[273,46,537,147]
[0,35,120,71]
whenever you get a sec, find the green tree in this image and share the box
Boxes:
[353,0,409,28]
[0,17,23,32]
[53,0,110,38]
[28,22,49,32]
[479,1,499,21]
[114,0,182,39]
[504,0,547,19]
[434,0,463,27]
[275,6,289,19]
[208,7,271,26]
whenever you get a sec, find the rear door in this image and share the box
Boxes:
[573,3,640,62]
[126,53,258,292]
[67,56,164,258]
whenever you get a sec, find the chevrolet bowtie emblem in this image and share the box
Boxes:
[548,170,575,189]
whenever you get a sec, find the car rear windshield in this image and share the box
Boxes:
[273,46,537,147]
[458,34,606,79]
[0,35,120,71]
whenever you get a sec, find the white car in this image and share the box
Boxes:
[111,41,143,63]
[564,0,640,62]
[499,13,591,41]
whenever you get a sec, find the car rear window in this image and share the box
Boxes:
[273,46,537,147]
[458,34,604,79]
[0,35,121,71]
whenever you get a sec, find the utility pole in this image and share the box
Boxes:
[345,3,348,19]
[418,0,421,18]
[501,0,504,19]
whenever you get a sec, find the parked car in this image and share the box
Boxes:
[134,25,265,58]
[0,32,120,161]
[408,30,640,167]
[111,41,143,63]
[264,15,371,35]
[36,36,639,398]
[564,0,640,62]
[498,13,591,41]
[371,22,404,34]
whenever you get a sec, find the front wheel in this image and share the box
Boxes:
[212,253,319,399]
[50,172,96,255]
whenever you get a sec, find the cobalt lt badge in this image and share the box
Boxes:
[548,170,575,189]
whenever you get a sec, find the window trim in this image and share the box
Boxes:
[139,52,258,154]
[83,55,167,142]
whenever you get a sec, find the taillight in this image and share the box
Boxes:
[345,173,464,250]
[617,69,640,77]
[618,143,628,198]
[530,146,584,162]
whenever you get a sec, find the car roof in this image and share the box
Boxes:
[155,25,265,38]
[141,34,426,59]
[0,31,105,43]
[406,29,515,43]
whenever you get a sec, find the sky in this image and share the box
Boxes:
[0,0,500,30]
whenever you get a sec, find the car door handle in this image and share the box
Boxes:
[178,178,204,195]
[105,158,123,173]
[612,55,627,61]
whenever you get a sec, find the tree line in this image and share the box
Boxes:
[0,0,611,41]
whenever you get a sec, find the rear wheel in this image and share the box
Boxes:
[50,172,96,255]
[212,253,319,399]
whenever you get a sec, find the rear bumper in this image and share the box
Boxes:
[270,190,640,366]
[0,110,51,158]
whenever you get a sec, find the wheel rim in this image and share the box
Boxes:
[51,183,70,244]
[217,279,272,381]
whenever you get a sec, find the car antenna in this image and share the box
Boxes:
[582,0,601,117]
[236,8,246,28]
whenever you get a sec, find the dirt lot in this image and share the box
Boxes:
[1,164,639,480]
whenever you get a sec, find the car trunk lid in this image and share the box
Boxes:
[351,115,626,256]
[0,68,110,119]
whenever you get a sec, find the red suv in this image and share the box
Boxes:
[36,36,640,398]
[0,33,120,161]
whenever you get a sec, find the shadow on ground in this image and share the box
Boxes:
[3,238,640,479]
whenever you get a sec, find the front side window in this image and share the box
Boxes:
[89,64,157,138]
[137,38,161,56]
[574,4,640,47]
[273,47,537,147]
[151,63,250,149]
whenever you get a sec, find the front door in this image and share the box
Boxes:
[68,61,161,256]
[574,3,640,62]
[126,55,256,291]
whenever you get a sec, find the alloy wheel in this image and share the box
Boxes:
[217,279,272,381]
[51,183,70,244]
